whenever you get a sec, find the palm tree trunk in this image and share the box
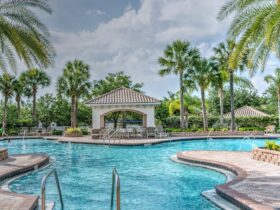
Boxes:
[179,72,185,129]
[219,88,224,125]
[229,71,235,131]
[75,96,78,128]
[32,86,37,123]
[71,96,76,128]
[16,95,21,119]
[2,96,8,135]
[201,88,208,131]
[277,89,280,127]
[185,108,189,129]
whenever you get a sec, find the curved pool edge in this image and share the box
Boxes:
[170,155,238,210]
[176,152,274,210]
[0,153,50,210]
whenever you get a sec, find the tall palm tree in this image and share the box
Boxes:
[218,0,280,70]
[14,79,24,119]
[212,41,247,131]
[0,0,55,70]
[158,40,200,129]
[57,60,91,128]
[20,69,50,122]
[265,68,280,128]
[211,58,253,125]
[0,73,16,133]
[190,58,214,131]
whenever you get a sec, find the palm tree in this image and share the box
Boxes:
[57,60,91,128]
[190,58,214,131]
[0,0,55,70]
[265,68,280,128]
[158,40,200,129]
[20,69,50,122]
[212,41,247,131]
[0,73,16,133]
[14,79,24,119]
[218,0,280,70]
[211,58,253,125]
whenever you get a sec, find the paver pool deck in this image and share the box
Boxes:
[0,154,49,210]
[176,151,280,210]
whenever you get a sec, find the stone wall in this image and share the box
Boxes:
[0,148,8,161]
[171,130,264,137]
[252,148,280,166]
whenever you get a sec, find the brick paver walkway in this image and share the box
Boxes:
[177,151,280,210]
[0,154,49,210]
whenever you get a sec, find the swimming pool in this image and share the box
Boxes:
[0,138,271,210]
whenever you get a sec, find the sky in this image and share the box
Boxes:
[18,0,279,99]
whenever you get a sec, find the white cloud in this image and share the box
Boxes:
[46,0,234,98]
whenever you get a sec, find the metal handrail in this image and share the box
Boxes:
[110,168,120,210]
[41,169,64,210]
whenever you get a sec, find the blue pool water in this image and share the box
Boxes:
[0,138,272,210]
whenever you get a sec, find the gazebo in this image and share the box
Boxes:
[86,87,160,131]
[224,106,270,118]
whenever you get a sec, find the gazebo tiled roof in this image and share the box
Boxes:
[224,106,269,118]
[86,87,160,105]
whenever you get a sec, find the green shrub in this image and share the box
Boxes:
[64,127,83,137]
[52,129,63,136]
[162,115,277,130]
[7,127,19,136]
[265,141,280,151]
[81,129,89,135]
[238,127,265,131]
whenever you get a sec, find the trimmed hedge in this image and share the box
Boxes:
[162,115,278,130]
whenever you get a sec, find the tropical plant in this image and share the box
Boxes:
[0,0,55,71]
[265,68,280,127]
[212,40,247,130]
[168,93,200,128]
[0,73,16,133]
[189,58,215,131]
[57,60,91,128]
[92,71,143,97]
[20,69,50,122]
[158,40,200,129]
[218,0,280,70]
[13,79,24,119]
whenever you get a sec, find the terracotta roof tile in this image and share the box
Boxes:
[87,87,160,105]
[224,106,269,118]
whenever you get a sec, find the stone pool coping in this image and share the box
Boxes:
[0,154,49,210]
[177,151,275,210]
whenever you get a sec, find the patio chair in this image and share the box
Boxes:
[42,127,52,136]
[155,125,170,138]
[146,127,156,139]
[135,127,145,138]
[119,128,129,139]
[126,128,134,138]
[29,127,39,136]
[265,125,276,134]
